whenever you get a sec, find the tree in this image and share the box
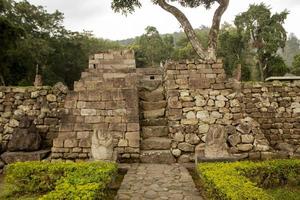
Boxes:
[111,0,230,61]
[278,33,300,68]
[235,4,288,81]
[292,54,300,75]
[138,26,166,66]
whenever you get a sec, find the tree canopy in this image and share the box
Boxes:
[111,0,230,61]
[235,3,289,80]
[0,0,121,87]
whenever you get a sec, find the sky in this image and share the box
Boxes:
[26,0,300,40]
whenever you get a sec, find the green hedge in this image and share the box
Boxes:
[3,161,117,200]
[197,159,300,200]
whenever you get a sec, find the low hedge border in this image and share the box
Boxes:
[3,161,117,200]
[197,159,300,200]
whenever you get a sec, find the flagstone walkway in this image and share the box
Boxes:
[116,164,203,200]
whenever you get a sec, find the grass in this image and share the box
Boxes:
[266,186,300,200]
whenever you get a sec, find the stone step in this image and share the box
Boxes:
[142,126,168,138]
[141,118,168,126]
[140,150,175,164]
[141,137,171,150]
[140,101,166,111]
[139,87,164,101]
[138,80,162,91]
[143,109,165,119]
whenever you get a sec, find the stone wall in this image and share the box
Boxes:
[0,84,67,170]
[0,85,67,150]
[51,50,140,162]
[1,51,300,165]
[164,60,300,162]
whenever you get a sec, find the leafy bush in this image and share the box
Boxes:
[3,161,117,200]
[197,159,300,200]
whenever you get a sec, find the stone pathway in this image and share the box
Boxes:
[116,164,203,200]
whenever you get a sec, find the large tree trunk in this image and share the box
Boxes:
[156,0,207,60]
[0,74,5,86]
[258,60,265,81]
[208,0,230,61]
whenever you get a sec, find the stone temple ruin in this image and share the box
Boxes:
[0,50,300,168]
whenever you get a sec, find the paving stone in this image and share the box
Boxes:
[116,164,203,200]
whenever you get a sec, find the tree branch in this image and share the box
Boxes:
[156,0,207,60]
[208,0,229,60]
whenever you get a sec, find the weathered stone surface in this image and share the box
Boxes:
[168,96,182,109]
[1,150,50,164]
[199,124,210,134]
[140,150,175,163]
[178,142,194,152]
[142,137,171,150]
[46,94,57,102]
[171,149,182,157]
[116,164,202,199]
[241,134,254,144]
[205,125,229,158]
[228,134,241,146]
[178,154,191,163]
[276,143,295,152]
[141,118,168,126]
[143,109,165,119]
[140,87,164,101]
[141,101,166,111]
[142,126,168,138]
[174,132,184,142]
[91,129,114,161]
[125,132,140,148]
[185,134,200,145]
[186,111,196,119]
[237,144,253,152]
[236,123,251,134]
[8,127,41,152]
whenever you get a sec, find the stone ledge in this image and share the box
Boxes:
[0,150,50,164]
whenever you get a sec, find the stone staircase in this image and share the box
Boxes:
[137,68,175,163]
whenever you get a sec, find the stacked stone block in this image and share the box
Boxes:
[164,60,300,162]
[51,50,140,161]
[137,68,175,163]
[0,84,67,151]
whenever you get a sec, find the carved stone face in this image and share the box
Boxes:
[91,129,114,161]
[92,129,113,146]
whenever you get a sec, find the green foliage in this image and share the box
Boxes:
[132,26,175,67]
[111,0,219,15]
[264,55,289,77]
[3,161,117,200]
[235,3,288,80]
[0,0,121,88]
[197,159,300,200]
[278,33,300,68]
[266,187,300,200]
[292,54,300,75]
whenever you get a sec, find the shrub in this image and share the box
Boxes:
[3,161,117,199]
[197,159,300,200]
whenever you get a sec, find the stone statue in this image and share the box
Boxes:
[204,125,229,158]
[91,129,114,161]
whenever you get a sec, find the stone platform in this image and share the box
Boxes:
[116,164,202,200]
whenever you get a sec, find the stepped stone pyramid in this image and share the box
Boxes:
[51,50,140,161]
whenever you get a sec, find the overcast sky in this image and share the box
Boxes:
[27,0,300,40]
